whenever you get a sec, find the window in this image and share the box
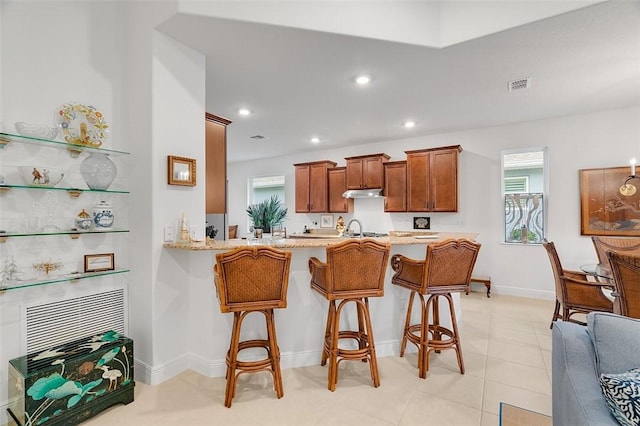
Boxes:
[247,175,286,230]
[249,175,285,205]
[502,149,547,244]
[504,176,529,193]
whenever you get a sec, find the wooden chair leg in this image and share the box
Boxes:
[265,309,284,399]
[357,301,367,354]
[360,297,380,387]
[550,300,560,329]
[400,292,415,357]
[444,293,464,374]
[419,295,433,379]
[321,302,335,367]
[432,295,442,353]
[328,301,340,391]
[225,311,243,408]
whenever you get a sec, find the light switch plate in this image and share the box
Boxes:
[189,226,197,240]
[164,225,175,242]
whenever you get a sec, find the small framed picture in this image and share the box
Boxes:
[84,253,115,273]
[320,214,334,228]
[168,155,196,186]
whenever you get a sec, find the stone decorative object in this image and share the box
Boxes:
[80,152,117,190]
[92,201,114,230]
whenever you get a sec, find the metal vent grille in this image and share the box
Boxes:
[25,289,126,354]
[508,77,531,92]
[250,135,266,140]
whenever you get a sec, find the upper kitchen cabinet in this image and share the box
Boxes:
[328,167,354,213]
[345,153,390,190]
[406,145,462,212]
[294,160,337,213]
[205,113,232,214]
[383,161,407,212]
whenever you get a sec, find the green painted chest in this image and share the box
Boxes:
[7,331,134,426]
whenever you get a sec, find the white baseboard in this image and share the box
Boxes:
[134,353,190,386]
[491,285,555,300]
[135,339,405,384]
[131,289,554,386]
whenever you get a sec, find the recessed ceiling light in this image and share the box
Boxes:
[403,121,416,129]
[355,74,371,85]
[238,108,251,116]
[311,137,320,144]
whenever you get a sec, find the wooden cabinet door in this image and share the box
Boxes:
[406,146,461,212]
[384,161,407,212]
[346,158,364,189]
[406,151,430,212]
[309,162,330,212]
[294,160,336,213]
[364,156,385,188]
[295,165,311,213]
[430,148,459,212]
[205,113,231,214]
[345,154,389,189]
[328,167,353,213]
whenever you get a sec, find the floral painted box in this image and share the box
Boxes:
[7,331,134,426]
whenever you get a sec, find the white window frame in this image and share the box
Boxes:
[501,147,548,244]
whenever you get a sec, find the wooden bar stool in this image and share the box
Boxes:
[308,239,390,391]
[391,238,480,379]
[213,246,292,407]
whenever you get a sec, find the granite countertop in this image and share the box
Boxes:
[163,231,479,251]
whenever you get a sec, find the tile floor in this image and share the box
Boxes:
[9,292,556,425]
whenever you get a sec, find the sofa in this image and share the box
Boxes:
[552,312,640,425]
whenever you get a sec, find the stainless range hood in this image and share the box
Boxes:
[342,188,384,198]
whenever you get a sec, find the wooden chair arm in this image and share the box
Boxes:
[391,254,425,289]
[308,257,325,273]
[309,257,327,292]
[560,274,615,289]
[563,269,590,281]
[391,254,424,272]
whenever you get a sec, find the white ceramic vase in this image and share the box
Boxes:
[80,152,117,190]
[92,201,114,230]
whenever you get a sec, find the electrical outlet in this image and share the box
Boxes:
[164,225,175,242]
[189,226,197,240]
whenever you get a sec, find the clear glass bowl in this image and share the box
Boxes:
[14,122,59,140]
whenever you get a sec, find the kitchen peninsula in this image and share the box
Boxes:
[162,232,479,378]
[163,231,478,250]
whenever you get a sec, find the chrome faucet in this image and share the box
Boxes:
[346,219,363,238]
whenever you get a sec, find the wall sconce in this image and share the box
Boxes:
[620,158,637,196]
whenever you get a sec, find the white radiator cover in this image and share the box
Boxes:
[22,288,128,354]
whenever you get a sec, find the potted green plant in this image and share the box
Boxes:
[246,195,288,234]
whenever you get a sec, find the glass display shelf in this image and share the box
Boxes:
[0,184,128,196]
[0,229,129,242]
[0,268,130,293]
[0,131,129,156]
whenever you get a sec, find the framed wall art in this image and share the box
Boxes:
[84,253,115,273]
[579,166,640,236]
[168,155,196,186]
[320,214,334,228]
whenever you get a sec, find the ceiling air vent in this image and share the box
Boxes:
[250,135,266,140]
[508,77,531,92]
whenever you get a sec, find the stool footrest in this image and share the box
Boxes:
[227,339,276,373]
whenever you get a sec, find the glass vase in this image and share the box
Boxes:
[80,152,117,190]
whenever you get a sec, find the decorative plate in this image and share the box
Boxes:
[57,103,108,147]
